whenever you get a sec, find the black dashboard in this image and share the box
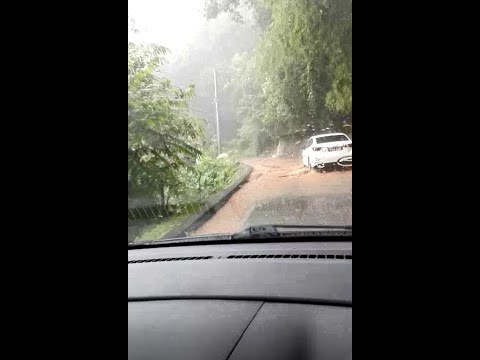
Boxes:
[128,240,352,360]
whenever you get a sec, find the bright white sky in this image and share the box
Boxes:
[128,0,206,53]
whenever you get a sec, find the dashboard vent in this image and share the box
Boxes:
[129,256,213,264]
[129,254,352,264]
[226,254,352,260]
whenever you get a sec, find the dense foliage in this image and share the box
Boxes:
[179,149,239,201]
[205,0,352,153]
[128,42,238,211]
[128,0,352,208]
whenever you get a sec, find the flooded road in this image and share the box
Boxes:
[193,157,352,235]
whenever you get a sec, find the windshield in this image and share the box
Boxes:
[128,0,352,244]
[316,135,350,144]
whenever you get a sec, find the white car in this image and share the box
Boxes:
[302,132,352,170]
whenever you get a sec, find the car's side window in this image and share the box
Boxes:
[307,139,313,148]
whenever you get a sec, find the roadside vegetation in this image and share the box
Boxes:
[128,40,239,234]
[128,0,352,240]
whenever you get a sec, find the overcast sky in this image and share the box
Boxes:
[128,0,206,53]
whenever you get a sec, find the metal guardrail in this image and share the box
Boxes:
[128,205,173,220]
[128,202,203,221]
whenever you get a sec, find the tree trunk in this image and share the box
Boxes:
[276,138,286,156]
[273,138,287,158]
[159,183,166,213]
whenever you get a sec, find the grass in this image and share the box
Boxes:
[134,213,190,242]
[130,159,244,243]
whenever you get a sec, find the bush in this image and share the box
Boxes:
[179,151,239,201]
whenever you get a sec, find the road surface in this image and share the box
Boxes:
[193,157,352,235]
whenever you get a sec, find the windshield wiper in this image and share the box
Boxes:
[128,224,351,249]
[231,225,351,239]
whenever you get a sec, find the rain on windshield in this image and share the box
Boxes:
[128,0,352,243]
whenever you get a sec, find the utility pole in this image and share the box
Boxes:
[213,68,221,155]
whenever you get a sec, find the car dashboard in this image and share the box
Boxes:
[128,240,352,360]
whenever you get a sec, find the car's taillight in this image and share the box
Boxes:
[313,147,322,151]
[347,143,352,148]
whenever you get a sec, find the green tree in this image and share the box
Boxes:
[165,12,259,143]
[257,0,351,130]
[204,0,271,29]
[204,0,352,151]
[128,42,204,210]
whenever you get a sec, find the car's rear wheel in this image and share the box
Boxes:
[308,157,312,171]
